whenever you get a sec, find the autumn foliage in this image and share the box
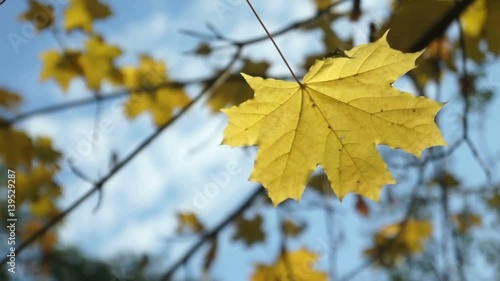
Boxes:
[1,0,499,280]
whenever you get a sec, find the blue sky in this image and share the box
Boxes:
[1,0,499,280]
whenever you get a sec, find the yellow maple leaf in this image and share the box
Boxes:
[251,248,327,281]
[40,49,83,91]
[364,219,433,267]
[19,0,54,31]
[122,55,190,126]
[222,32,446,205]
[64,0,111,33]
[79,36,123,90]
[232,215,265,246]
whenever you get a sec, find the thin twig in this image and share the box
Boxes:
[68,159,96,184]
[244,0,301,85]
[277,208,296,281]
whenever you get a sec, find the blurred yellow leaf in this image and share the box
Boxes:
[23,221,58,253]
[232,215,265,246]
[462,36,486,62]
[0,128,34,167]
[410,36,457,88]
[364,219,433,267]
[487,193,500,209]
[251,248,327,281]
[0,129,61,219]
[80,36,123,90]
[194,43,212,56]
[460,0,500,59]
[484,0,500,54]
[430,170,461,189]
[64,0,111,32]
[122,55,190,126]
[452,212,482,233]
[40,50,83,91]
[307,173,335,197]
[461,0,487,37]
[209,60,269,112]
[33,137,61,165]
[16,165,61,205]
[282,219,305,238]
[176,212,205,234]
[315,0,331,10]
[380,1,460,85]
[19,0,54,31]
[379,0,454,52]
[31,196,60,217]
[222,33,446,205]
[0,88,22,112]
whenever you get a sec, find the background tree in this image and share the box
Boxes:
[1,0,499,280]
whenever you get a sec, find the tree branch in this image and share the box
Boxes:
[159,186,265,281]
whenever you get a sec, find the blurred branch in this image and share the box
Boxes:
[159,186,265,281]
[455,5,491,183]
[322,182,337,280]
[338,165,425,281]
[277,208,295,281]
[408,0,474,53]
[68,159,96,185]
[181,1,348,49]
[0,79,196,128]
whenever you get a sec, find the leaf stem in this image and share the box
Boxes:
[244,0,302,86]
